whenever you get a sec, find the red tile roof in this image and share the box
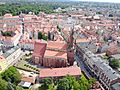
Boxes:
[39,66,81,78]
[33,41,47,57]
[21,76,35,84]
[47,41,67,50]
[106,47,120,56]
[44,50,67,59]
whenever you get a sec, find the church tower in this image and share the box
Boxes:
[67,27,74,66]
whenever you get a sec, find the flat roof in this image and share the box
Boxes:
[19,81,31,88]
[112,83,120,90]
[39,66,81,78]
[111,54,120,60]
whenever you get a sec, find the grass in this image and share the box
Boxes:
[16,55,39,71]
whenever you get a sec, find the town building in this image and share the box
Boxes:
[0,14,22,47]
[76,44,120,90]
[32,41,73,68]
[1,46,22,71]
[0,55,7,73]
[39,66,81,79]
[19,75,36,88]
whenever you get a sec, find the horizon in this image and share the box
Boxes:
[72,0,120,3]
[1,0,120,3]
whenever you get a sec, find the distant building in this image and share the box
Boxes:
[0,13,22,47]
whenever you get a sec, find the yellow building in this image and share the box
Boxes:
[0,55,7,73]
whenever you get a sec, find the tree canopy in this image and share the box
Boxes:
[0,3,68,16]
[38,32,48,41]
[1,66,21,85]
[0,78,8,90]
[109,58,120,69]
[1,31,15,37]
[38,75,96,90]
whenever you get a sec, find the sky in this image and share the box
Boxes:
[73,0,120,3]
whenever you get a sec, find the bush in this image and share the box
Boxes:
[33,68,36,70]
[29,66,32,68]
[109,58,120,69]
[1,31,15,37]
[26,65,29,67]
[31,67,34,69]
[36,69,39,71]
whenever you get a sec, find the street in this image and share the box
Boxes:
[75,55,92,78]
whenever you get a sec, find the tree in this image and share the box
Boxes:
[57,25,61,32]
[39,75,96,90]
[1,66,21,85]
[42,34,48,41]
[78,75,90,90]
[48,84,56,90]
[72,80,80,90]
[1,31,14,37]
[109,58,120,69]
[42,78,53,88]
[65,75,77,89]
[88,78,96,88]
[16,86,24,90]
[57,75,85,90]
[38,32,48,41]
[38,32,43,39]
[89,78,96,85]
[0,78,8,90]
[57,78,70,90]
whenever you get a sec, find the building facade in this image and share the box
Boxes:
[75,44,120,90]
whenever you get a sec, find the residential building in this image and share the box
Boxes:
[2,46,22,68]
[76,44,120,90]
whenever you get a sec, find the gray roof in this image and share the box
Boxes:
[77,43,97,53]
[112,83,120,90]
[98,62,120,80]
[111,54,120,60]
[2,46,20,58]
[79,47,120,81]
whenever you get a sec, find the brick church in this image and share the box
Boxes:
[32,29,74,68]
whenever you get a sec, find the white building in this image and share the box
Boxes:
[2,46,22,67]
